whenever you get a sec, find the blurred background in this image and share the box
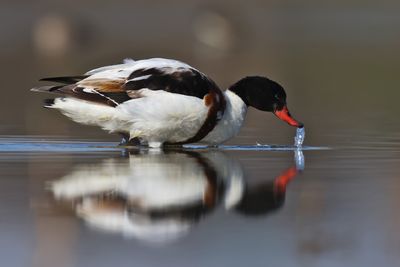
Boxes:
[1,0,400,145]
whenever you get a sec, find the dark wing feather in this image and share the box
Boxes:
[124,67,219,99]
[40,75,89,84]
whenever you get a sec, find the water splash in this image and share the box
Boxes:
[294,127,305,147]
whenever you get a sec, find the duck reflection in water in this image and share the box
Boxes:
[50,149,304,244]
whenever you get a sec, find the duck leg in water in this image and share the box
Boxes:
[118,133,142,146]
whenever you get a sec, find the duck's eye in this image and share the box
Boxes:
[274,94,280,100]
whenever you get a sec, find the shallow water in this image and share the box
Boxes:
[1,135,400,267]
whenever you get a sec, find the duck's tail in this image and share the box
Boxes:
[30,75,82,108]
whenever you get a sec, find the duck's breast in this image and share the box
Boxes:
[201,90,247,144]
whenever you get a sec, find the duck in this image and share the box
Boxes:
[31,58,303,147]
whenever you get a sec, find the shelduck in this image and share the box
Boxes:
[31,58,303,147]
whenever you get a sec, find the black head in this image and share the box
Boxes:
[234,181,285,216]
[229,76,303,128]
[234,165,298,216]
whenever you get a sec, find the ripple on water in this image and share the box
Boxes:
[0,138,118,152]
[0,137,329,153]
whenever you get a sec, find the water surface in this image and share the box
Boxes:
[0,135,399,267]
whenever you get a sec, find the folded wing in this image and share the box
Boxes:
[31,58,220,108]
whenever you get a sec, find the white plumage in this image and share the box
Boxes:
[117,90,208,146]
[51,89,209,147]
[85,58,192,79]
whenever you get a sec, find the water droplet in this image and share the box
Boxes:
[294,127,305,147]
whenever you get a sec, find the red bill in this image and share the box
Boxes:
[274,106,303,128]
